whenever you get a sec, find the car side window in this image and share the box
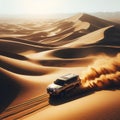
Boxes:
[66,77,77,84]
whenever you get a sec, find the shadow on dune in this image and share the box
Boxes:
[0,50,29,60]
[80,13,118,31]
[0,73,21,113]
[52,46,120,59]
[49,83,120,106]
[49,87,94,105]
[0,61,47,75]
[0,40,52,53]
[51,30,87,46]
[0,37,55,47]
[88,26,120,46]
[23,21,74,42]
[39,58,93,67]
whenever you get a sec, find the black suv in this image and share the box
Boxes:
[47,73,81,96]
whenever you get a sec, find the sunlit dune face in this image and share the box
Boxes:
[23,0,62,15]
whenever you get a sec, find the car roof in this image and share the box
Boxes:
[58,73,78,81]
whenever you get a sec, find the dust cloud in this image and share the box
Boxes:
[81,54,120,89]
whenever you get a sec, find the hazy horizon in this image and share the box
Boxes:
[0,0,120,17]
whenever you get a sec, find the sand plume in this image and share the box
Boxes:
[82,54,120,89]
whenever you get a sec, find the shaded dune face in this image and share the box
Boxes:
[0,37,55,47]
[0,55,56,75]
[0,13,120,118]
[0,50,29,60]
[62,26,120,48]
[50,47,120,59]
[39,58,94,67]
[90,26,120,46]
[0,39,53,53]
[22,21,75,42]
[80,14,115,31]
[0,73,21,113]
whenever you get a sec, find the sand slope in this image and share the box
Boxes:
[0,13,120,120]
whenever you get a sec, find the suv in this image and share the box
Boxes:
[47,73,81,96]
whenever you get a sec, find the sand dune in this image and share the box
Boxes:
[22,13,116,45]
[0,39,54,53]
[0,13,120,120]
[22,90,120,120]
[0,67,48,108]
[0,55,57,75]
[62,26,112,47]
[0,37,55,47]
[93,26,120,46]
[49,46,120,58]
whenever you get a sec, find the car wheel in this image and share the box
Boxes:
[75,84,79,88]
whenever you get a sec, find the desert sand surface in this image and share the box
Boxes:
[0,13,120,120]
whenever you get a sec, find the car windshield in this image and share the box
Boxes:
[54,79,65,86]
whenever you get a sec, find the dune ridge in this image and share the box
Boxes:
[21,13,119,46]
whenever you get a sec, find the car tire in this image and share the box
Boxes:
[75,84,79,88]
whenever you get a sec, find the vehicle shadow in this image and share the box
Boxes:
[49,85,120,106]
[49,87,94,105]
